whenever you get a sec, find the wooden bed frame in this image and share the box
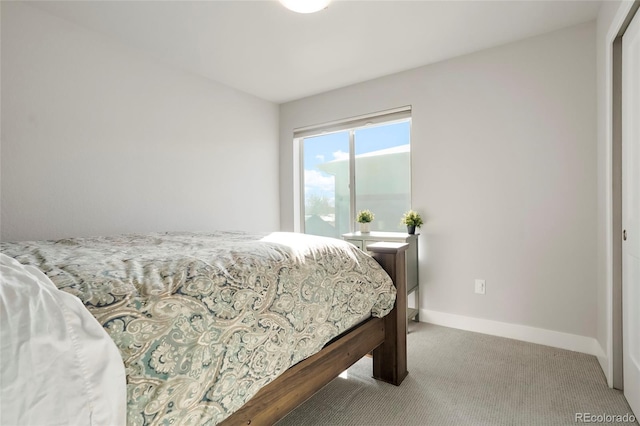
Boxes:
[221,242,409,425]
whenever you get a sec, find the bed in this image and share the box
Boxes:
[1,231,408,425]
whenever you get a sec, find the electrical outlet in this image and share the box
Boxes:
[475,279,486,295]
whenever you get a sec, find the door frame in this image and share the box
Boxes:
[611,0,640,391]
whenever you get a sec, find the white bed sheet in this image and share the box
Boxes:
[0,253,126,426]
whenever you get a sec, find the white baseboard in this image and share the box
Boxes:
[419,309,606,358]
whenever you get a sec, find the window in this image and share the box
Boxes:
[297,108,411,238]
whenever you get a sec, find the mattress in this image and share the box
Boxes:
[1,231,396,425]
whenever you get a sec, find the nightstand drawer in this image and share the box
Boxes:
[344,239,363,250]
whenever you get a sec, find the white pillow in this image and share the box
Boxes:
[0,253,126,426]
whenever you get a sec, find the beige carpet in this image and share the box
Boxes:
[277,322,637,426]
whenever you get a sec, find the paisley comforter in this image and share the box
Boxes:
[1,231,396,425]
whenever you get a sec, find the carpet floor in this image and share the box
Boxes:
[276,322,637,426]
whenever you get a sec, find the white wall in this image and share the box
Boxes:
[0,2,280,242]
[281,23,599,353]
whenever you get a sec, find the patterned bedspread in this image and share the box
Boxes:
[1,231,396,425]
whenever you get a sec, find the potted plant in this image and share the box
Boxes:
[356,209,375,233]
[401,210,423,234]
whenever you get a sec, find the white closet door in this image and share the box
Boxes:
[623,7,640,417]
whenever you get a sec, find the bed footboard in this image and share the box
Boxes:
[368,242,409,386]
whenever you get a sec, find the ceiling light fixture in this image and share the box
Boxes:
[279,0,331,14]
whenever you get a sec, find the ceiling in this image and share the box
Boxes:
[30,0,602,103]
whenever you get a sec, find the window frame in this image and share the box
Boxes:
[295,107,412,235]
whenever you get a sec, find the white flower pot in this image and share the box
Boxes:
[359,222,370,233]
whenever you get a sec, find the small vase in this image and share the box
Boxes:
[360,222,370,233]
[407,225,416,235]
